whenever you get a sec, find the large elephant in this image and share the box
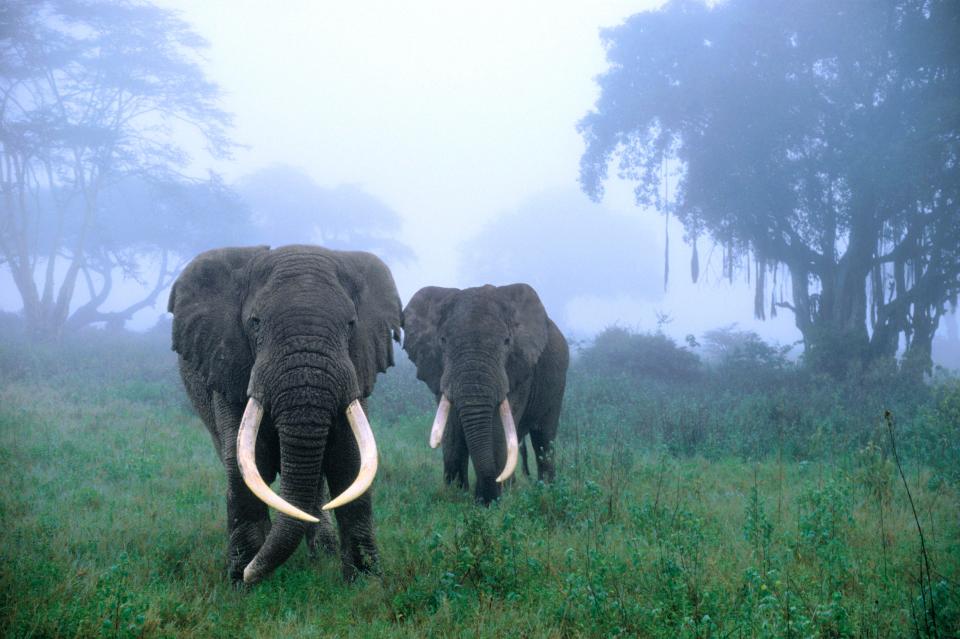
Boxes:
[168,245,401,585]
[402,284,568,504]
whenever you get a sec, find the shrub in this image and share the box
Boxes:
[579,326,701,383]
[701,325,793,390]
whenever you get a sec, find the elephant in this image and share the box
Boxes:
[167,244,401,585]
[402,283,569,504]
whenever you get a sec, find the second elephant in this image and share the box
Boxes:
[403,284,569,504]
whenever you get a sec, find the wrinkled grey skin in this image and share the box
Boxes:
[403,284,568,504]
[168,245,401,585]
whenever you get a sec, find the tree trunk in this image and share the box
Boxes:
[790,262,876,377]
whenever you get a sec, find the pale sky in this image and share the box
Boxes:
[161,0,660,286]
[156,0,801,343]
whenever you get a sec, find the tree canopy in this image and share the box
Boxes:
[235,165,414,264]
[1,0,235,336]
[459,187,662,325]
[63,175,251,329]
[579,0,960,376]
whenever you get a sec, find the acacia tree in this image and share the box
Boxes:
[579,0,960,376]
[62,175,251,330]
[235,165,414,264]
[0,0,235,337]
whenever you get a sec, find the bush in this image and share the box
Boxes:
[568,324,949,462]
[701,325,793,390]
[579,326,702,382]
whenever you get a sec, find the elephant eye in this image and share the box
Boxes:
[504,336,511,346]
[249,317,261,332]
[439,336,447,345]
[348,318,357,330]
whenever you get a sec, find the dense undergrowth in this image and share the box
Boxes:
[0,318,958,637]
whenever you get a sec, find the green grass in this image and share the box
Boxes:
[0,332,958,637]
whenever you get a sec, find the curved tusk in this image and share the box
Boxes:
[237,398,319,523]
[323,400,379,511]
[496,398,519,483]
[429,395,451,449]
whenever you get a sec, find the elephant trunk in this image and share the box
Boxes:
[242,355,350,584]
[243,420,327,583]
[458,398,502,505]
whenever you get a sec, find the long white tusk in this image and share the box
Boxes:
[323,400,379,511]
[496,398,519,483]
[237,398,319,523]
[430,395,451,449]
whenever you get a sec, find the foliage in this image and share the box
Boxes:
[571,324,952,465]
[66,176,250,330]
[234,165,414,264]
[578,326,701,383]
[0,327,958,636]
[700,325,793,391]
[579,0,960,377]
[701,325,791,369]
[0,0,235,337]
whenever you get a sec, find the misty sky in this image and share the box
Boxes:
[2,0,806,345]
[160,0,803,342]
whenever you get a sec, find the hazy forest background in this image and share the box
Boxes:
[1,0,958,637]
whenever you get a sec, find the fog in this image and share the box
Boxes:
[164,0,722,339]
[2,0,957,366]
[0,0,801,343]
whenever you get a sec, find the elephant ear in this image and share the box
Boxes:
[402,286,459,396]
[497,283,549,387]
[168,246,268,402]
[336,251,403,398]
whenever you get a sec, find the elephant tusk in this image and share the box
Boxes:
[429,395,451,449]
[323,400,379,511]
[237,398,320,523]
[496,398,519,483]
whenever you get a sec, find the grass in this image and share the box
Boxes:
[0,328,958,637]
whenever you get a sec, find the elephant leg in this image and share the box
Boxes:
[520,436,530,477]
[529,426,556,483]
[442,420,469,491]
[323,410,379,581]
[305,482,338,558]
[213,393,275,584]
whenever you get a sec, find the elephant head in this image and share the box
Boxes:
[402,284,549,503]
[168,245,401,582]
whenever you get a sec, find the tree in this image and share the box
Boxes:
[579,0,960,376]
[62,175,251,330]
[460,187,661,324]
[235,165,414,264]
[0,0,234,337]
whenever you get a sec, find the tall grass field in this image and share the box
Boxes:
[1,322,958,637]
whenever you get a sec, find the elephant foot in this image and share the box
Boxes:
[341,538,380,582]
[474,476,501,506]
[227,518,270,585]
[443,468,469,491]
[306,510,339,558]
